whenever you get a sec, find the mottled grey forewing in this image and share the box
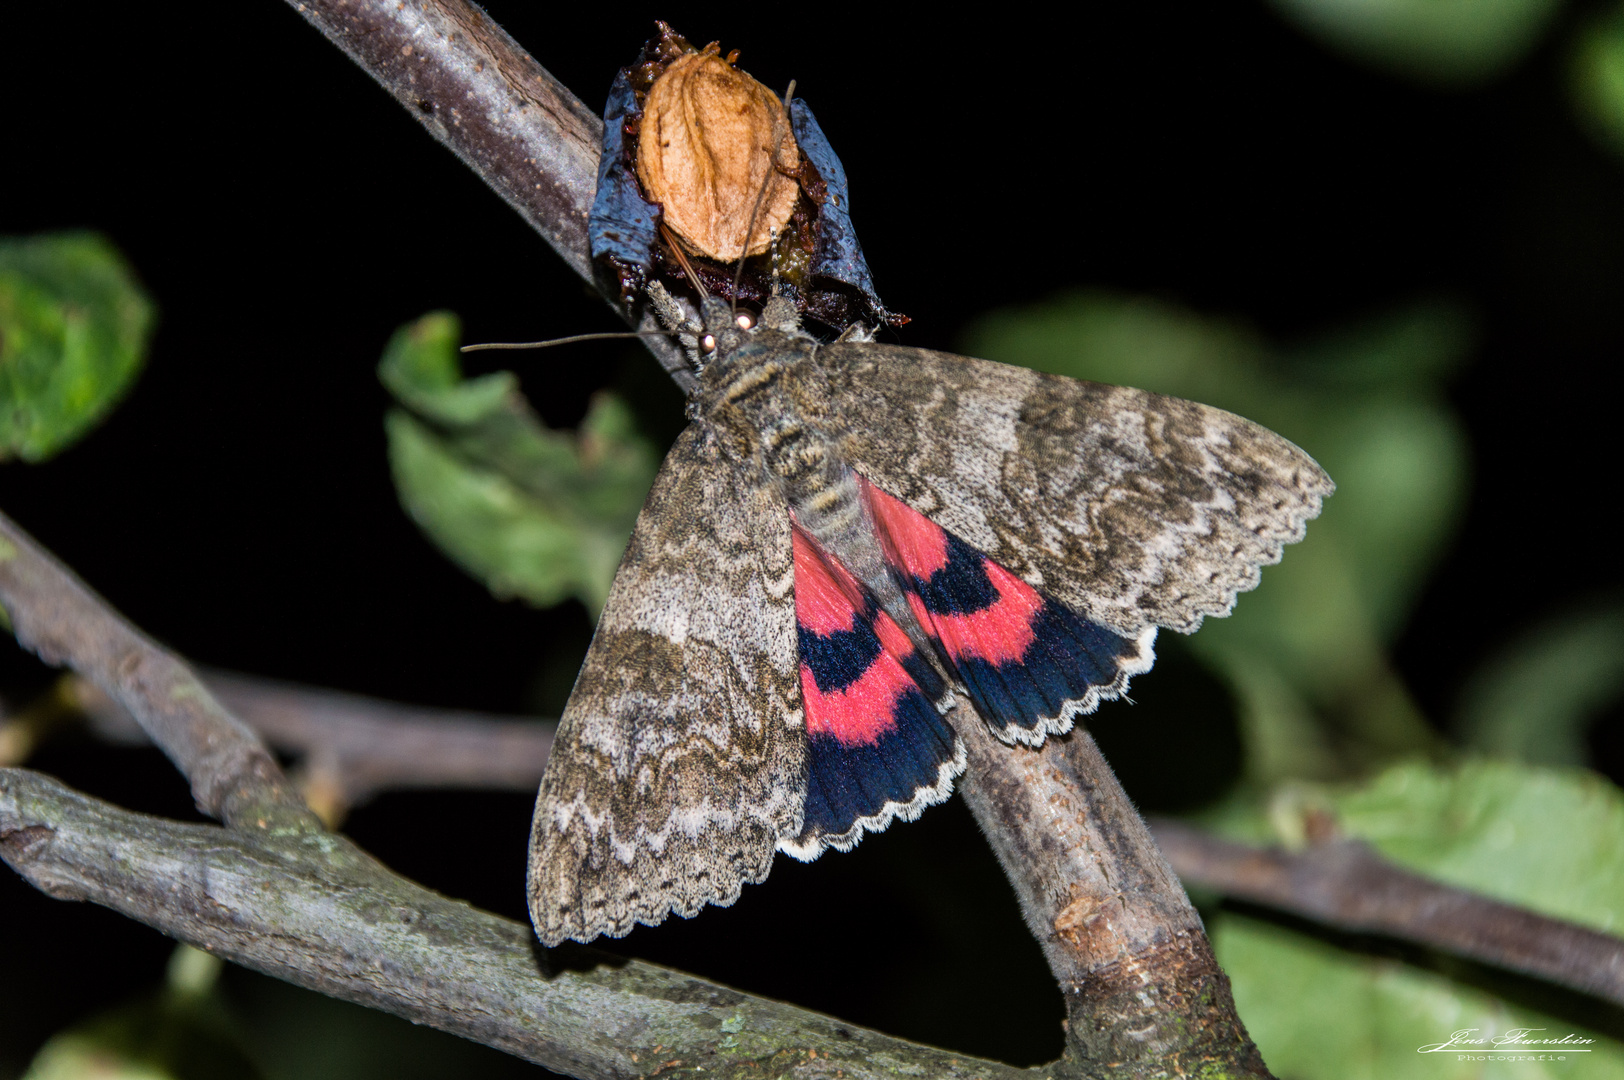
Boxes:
[527,423,804,946]
[816,343,1333,637]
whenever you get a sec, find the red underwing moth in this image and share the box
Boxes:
[531,25,1331,946]
[526,293,1333,946]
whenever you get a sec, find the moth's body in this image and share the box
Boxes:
[528,296,1334,947]
[700,315,845,554]
[698,302,929,667]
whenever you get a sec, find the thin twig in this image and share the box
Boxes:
[1151,817,1624,1006]
[283,0,697,393]
[0,511,315,832]
[0,767,1025,1080]
[72,673,555,812]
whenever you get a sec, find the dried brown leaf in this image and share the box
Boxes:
[637,50,799,261]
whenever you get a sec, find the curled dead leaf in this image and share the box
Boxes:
[637,49,800,262]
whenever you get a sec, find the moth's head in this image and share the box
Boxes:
[697,297,757,359]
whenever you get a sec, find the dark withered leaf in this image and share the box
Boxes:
[587,25,900,329]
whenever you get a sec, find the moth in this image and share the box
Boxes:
[527,291,1332,946]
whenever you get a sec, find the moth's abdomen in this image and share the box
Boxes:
[704,336,883,590]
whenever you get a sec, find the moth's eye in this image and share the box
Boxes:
[735,312,754,331]
[700,333,718,353]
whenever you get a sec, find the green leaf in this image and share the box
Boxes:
[1572,4,1624,161]
[0,232,155,462]
[380,314,659,615]
[1219,761,1624,928]
[1266,0,1562,86]
[1219,914,1624,1080]
[1207,761,1624,1078]
[1457,606,1624,767]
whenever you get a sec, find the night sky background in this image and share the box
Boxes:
[4,2,1622,1076]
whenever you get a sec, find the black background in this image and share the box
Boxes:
[4,1,1622,1074]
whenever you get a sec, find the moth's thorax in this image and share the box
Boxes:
[696,325,920,650]
[697,330,840,500]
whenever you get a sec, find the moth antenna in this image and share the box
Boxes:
[660,224,709,301]
[461,330,672,353]
[730,80,797,314]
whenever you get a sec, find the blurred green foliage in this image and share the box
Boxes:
[964,294,1471,780]
[0,233,153,463]
[1208,761,1624,1079]
[1456,605,1624,766]
[1267,0,1562,85]
[23,947,262,1080]
[1573,3,1624,158]
[1216,760,1624,929]
[379,313,658,616]
[1221,912,1622,1079]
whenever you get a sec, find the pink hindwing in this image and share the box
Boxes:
[860,477,1155,745]
[783,523,963,858]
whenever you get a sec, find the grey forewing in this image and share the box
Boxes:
[527,422,805,946]
[812,342,1334,638]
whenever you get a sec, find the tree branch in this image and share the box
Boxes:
[0,511,315,832]
[69,671,1624,1008]
[952,714,1267,1074]
[283,0,696,392]
[1150,817,1624,1006]
[0,766,1028,1080]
